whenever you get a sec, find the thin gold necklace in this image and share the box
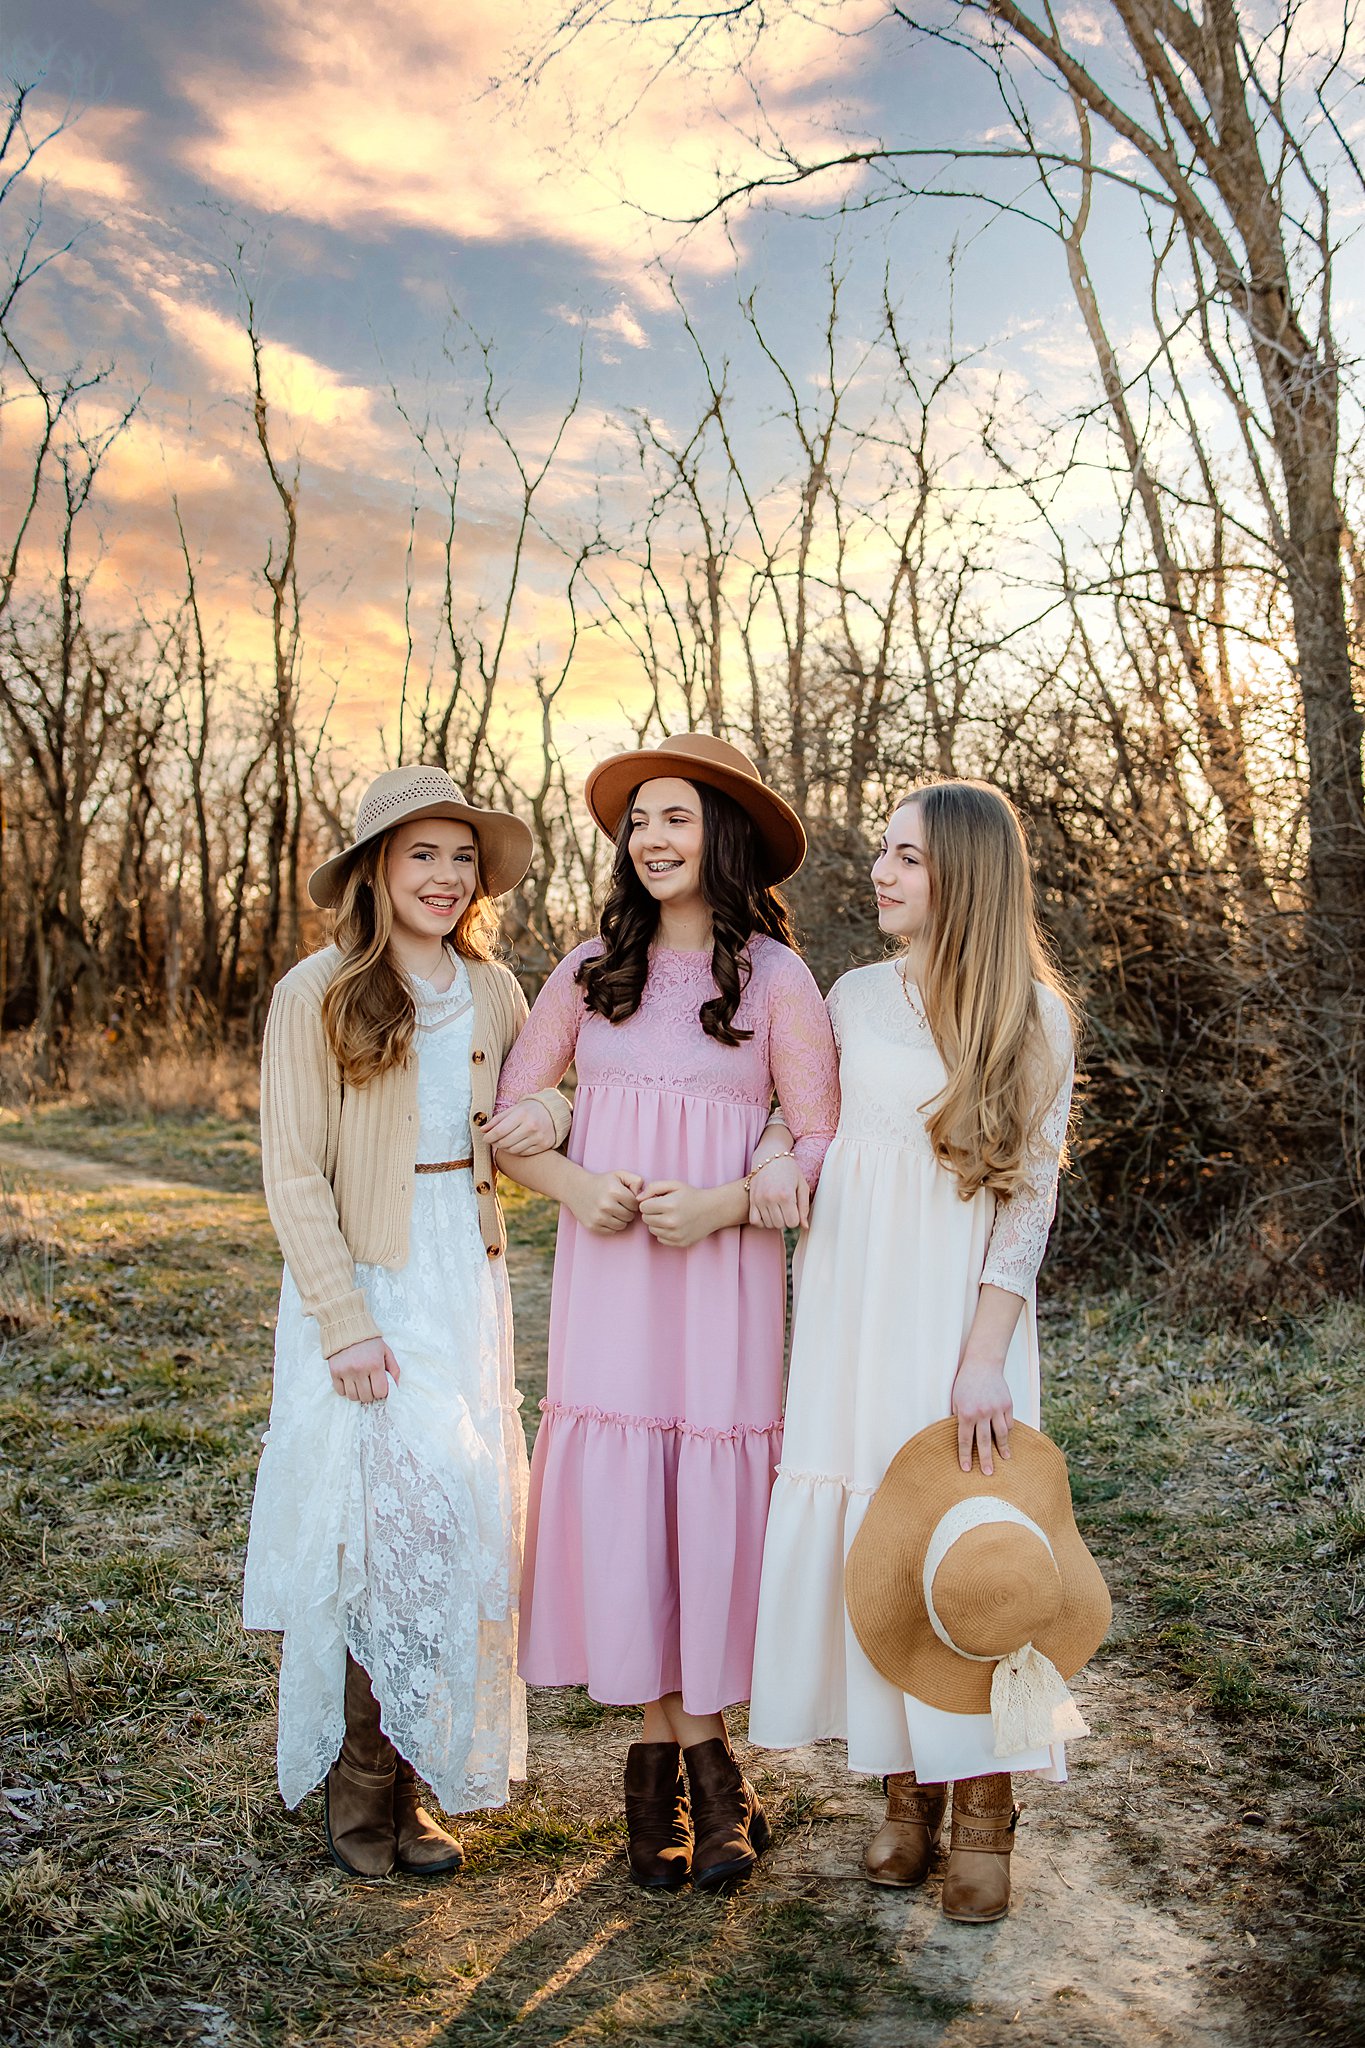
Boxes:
[897,959,926,1017]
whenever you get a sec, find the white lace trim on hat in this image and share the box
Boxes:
[922,1495,1091,1759]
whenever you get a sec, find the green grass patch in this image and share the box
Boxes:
[546,1686,641,1733]
[1043,1288,1365,1988]
[460,1792,621,1871]
[59,1412,235,1480]
[499,1179,561,1256]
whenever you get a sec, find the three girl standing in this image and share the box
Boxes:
[247,744,1083,1919]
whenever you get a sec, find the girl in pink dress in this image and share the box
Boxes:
[487,734,839,1893]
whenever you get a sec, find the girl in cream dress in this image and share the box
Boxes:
[748,780,1076,1923]
[243,766,567,1880]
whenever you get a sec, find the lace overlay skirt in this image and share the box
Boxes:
[244,1171,529,1815]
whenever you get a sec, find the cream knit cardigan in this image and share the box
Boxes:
[259,945,571,1356]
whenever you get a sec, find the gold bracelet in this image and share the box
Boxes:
[743,1148,795,1193]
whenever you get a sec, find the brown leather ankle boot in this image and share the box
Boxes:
[393,1758,464,1877]
[682,1738,771,1892]
[324,1653,398,1877]
[623,1741,692,1891]
[941,1772,1018,1923]
[864,1772,948,1888]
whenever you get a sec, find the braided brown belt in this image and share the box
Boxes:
[413,1157,474,1174]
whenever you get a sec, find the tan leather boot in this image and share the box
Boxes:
[323,1653,398,1877]
[863,1772,948,1888]
[393,1758,464,1877]
[941,1772,1018,1923]
[624,1741,692,1891]
[682,1738,771,1891]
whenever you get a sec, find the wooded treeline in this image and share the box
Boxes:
[2,0,1363,1292]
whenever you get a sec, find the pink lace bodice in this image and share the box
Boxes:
[497,936,839,1186]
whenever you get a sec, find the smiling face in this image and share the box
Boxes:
[383,815,479,945]
[871,800,933,942]
[627,776,706,912]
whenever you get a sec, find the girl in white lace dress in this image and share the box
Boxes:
[243,767,568,1879]
[749,780,1076,1923]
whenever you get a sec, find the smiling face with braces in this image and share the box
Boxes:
[626,777,707,915]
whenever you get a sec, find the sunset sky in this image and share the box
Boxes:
[4,1,1360,780]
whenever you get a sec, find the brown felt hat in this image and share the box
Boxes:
[844,1418,1111,1716]
[308,765,534,908]
[584,732,807,883]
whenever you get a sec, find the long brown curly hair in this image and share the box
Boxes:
[320,831,500,1087]
[577,780,798,1045]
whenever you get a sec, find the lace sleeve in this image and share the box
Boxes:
[494,947,592,1111]
[767,952,841,1191]
[826,977,845,1053]
[980,990,1075,1297]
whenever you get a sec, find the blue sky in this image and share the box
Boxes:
[3,0,1359,772]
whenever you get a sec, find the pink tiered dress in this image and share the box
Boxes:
[495,936,839,1714]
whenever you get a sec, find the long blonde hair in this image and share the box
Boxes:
[320,830,500,1087]
[902,781,1075,1202]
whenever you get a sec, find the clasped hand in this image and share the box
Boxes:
[638,1180,719,1249]
[747,1153,809,1231]
[569,1170,721,1247]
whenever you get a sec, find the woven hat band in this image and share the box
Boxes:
[354,768,469,842]
[922,1499,1062,1662]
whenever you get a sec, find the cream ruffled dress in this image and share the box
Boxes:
[748,960,1075,1784]
[244,956,528,1813]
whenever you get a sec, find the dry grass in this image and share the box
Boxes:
[0,1168,912,2048]
[0,1027,261,1194]
[0,1132,1360,2045]
[1044,1293,1365,1990]
[0,1175,57,1337]
[0,1041,260,1197]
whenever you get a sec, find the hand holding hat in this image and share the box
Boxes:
[845,1418,1111,1762]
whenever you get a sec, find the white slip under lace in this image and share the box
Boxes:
[243,954,529,1813]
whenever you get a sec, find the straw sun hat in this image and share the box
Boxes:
[584,732,807,884]
[845,1418,1111,1761]
[307,765,534,909]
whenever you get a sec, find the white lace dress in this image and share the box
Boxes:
[243,958,529,1814]
[748,959,1074,1784]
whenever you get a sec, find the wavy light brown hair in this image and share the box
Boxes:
[320,829,500,1087]
[898,781,1075,1202]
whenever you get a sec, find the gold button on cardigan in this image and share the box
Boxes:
[259,945,571,1355]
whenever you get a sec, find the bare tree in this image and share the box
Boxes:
[0,404,141,1069]
[172,502,225,1007]
[0,80,116,627]
[232,279,305,1018]
[389,315,585,791]
[521,0,1364,964]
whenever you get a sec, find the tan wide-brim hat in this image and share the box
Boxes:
[307,764,534,909]
[845,1418,1111,1716]
[584,731,807,884]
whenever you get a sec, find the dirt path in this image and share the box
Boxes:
[6,1136,1317,2046]
[0,1137,219,1195]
